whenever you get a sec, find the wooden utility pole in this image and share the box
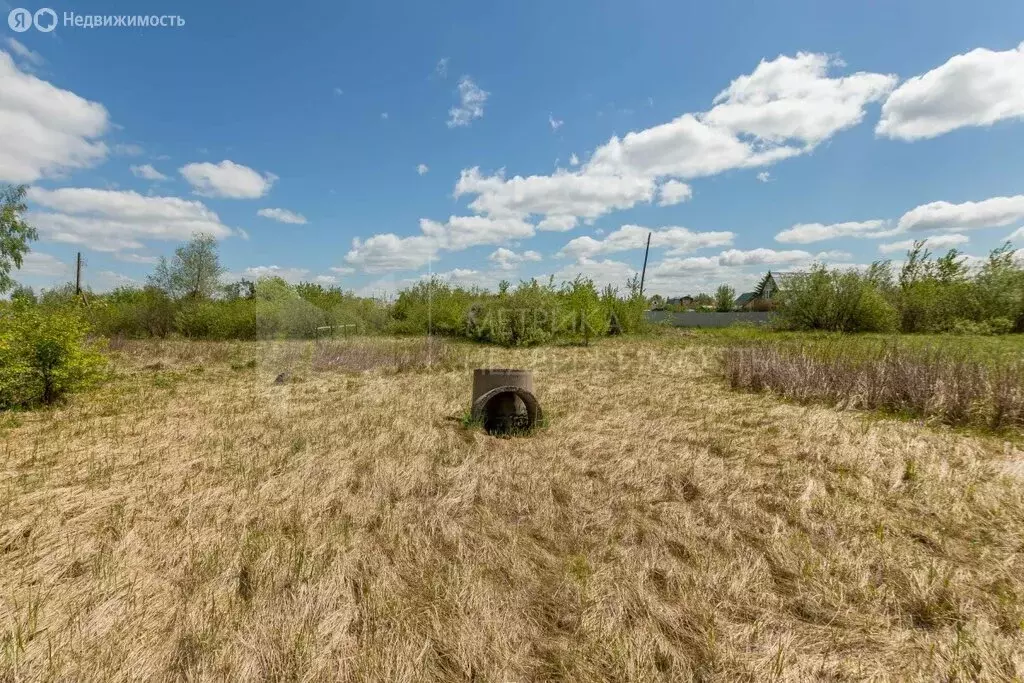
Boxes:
[639,232,652,298]
[75,252,82,295]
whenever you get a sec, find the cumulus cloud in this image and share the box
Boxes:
[489,247,543,270]
[549,114,563,131]
[179,160,277,199]
[877,42,1024,140]
[417,163,429,175]
[447,76,488,128]
[455,167,656,223]
[657,180,693,206]
[345,234,438,273]
[897,195,1024,233]
[27,187,235,252]
[537,215,579,232]
[130,164,168,181]
[0,51,109,184]
[454,52,895,229]
[16,251,69,277]
[774,219,892,243]
[345,214,535,273]
[558,224,734,260]
[257,207,308,224]
[1008,226,1024,242]
[569,153,580,166]
[757,171,771,182]
[878,233,969,254]
[717,248,850,267]
[419,215,535,251]
[702,52,896,146]
[226,265,310,284]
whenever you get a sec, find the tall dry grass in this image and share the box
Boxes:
[722,342,1024,430]
[1,337,1023,681]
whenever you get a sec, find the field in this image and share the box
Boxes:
[2,333,1024,681]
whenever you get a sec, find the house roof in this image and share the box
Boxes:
[734,292,757,306]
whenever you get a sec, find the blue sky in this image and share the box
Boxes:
[3,0,1024,296]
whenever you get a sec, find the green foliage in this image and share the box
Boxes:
[775,266,898,333]
[0,304,105,408]
[148,233,225,299]
[774,241,1023,334]
[715,284,736,312]
[0,185,39,294]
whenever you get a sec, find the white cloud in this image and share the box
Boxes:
[0,51,109,184]
[417,163,429,175]
[113,252,159,265]
[329,266,355,275]
[345,234,439,273]
[27,187,235,252]
[4,38,43,67]
[17,251,68,277]
[775,219,891,243]
[702,52,896,146]
[569,153,580,166]
[130,164,168,181]
[257,207,308,225]
[227,265,310,284]
[1008,226,1024,242]
[419,215,534,250]
[453,52,895,228]
[381,112,389,120]
[447,76,488,128]
[717,248,849,267]
[559,224,734,260]
[179,160,276,199]
[897,195,1024,233]
[553,258,637,288]
[877,42,1024,140]
[757,171,771,182]
[537,215,578,232]
[94,271,139,289]
[657,179,693,206]
[345,214,535,273]
[878,233,969,254]
[315,275,338,285]
[549,114,563,131]
[455,167,656,223]
[489,247,543,270]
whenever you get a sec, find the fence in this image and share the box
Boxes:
[645,311,774,328]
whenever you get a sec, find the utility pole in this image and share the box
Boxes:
[639,232,651,298]
[75,252,83,295]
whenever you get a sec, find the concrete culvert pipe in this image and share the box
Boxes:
[471,369,543,435]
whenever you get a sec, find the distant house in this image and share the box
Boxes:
[755,271,808,300]
[734,292,757,309]
[665,295,695,308]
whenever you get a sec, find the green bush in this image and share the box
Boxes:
[775,266,898,333]
[0,305,105,408]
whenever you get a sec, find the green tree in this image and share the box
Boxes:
[148,233,224,299]
[0,185,38,294]
[715,284,736,312]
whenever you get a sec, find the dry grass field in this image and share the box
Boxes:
[2,335,1023,681]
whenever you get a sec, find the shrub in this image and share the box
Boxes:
[0,305,105,408]
[775,266,898,333]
